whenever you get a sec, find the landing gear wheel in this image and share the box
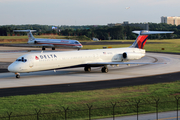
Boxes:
[84,67,91,72]
[16,74,20,78]
[42,47,45,50]
[52,47,55,50]
[101,67,108,73]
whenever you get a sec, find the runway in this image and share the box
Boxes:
[0,46,180,96]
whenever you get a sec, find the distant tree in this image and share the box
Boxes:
[0,23,179,39]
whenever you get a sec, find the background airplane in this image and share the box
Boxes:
[13,30,83,50]
[8,30,173,78]
[92,37,100,41]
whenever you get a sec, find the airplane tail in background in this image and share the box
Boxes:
[130,30,174,49]
[13,30,36,42]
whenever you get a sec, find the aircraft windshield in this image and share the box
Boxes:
[74,41,80,44]
[16,57,27,62]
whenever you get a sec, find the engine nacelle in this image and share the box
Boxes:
[122,52,145,61]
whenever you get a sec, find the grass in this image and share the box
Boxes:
[0,81,180,119]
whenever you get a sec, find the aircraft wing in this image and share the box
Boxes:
[85,62,166,65]
[35,44,55,47]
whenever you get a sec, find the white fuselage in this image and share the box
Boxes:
[28,38,83,49]
[8,47,145,73]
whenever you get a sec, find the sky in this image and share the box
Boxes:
[0,0,179,26]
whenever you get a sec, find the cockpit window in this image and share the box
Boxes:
[74,41,80,44]
[16,57,27,62]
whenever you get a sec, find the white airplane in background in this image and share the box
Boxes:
[93,37,100,41]
[8,30,173,78]
[13,30,83,50]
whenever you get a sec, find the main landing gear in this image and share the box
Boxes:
[15,73,20,78]
[101,66,108,73]
[84,66,91,72]
[84,66,108,73]
[42,47,55,50]
[42,47,45,50]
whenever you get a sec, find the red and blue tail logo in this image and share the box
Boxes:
[130,30,174,49]
[131,34,148,49]
[135,35,148,49]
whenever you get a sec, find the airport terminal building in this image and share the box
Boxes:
[161,16,180,26]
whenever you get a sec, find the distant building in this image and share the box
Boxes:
[161,16,180,26]
[107,21,149,30]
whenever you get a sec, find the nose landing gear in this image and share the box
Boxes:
[84,66,109,73]
[15,73,20,78]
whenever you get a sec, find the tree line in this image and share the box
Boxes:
[0,23,178,40]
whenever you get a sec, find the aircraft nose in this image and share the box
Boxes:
[78,44,83,49]
[8,63,19,72]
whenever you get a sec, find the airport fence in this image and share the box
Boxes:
[0,96,180,120]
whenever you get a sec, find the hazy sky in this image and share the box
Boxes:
[0,0,179,26]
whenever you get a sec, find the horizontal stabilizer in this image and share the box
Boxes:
[132,30,174,35]
[13,30,36,33]
[131,30,174,49]
[14,30,36,41]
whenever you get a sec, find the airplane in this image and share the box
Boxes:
[8,30,174,78]
[13,30,83,50]
[93,37,100,41]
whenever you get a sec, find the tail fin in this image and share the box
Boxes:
[130,30,174,49]
[13,30,36,41]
